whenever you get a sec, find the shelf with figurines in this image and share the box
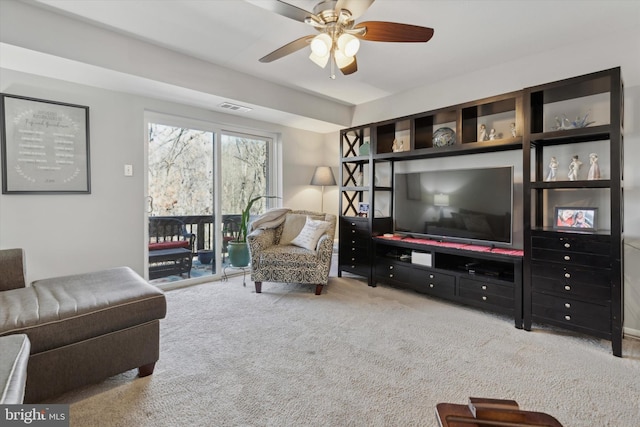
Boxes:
[530,139,611,189]
[461,91,522,145]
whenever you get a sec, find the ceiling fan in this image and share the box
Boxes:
[255,0,434,78]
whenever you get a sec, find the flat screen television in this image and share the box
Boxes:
[394,166,513,246]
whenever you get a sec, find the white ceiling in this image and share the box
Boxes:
[5,0,640,131]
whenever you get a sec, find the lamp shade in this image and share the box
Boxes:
[310,166,337,186]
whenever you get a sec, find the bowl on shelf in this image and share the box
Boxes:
[433,127,456,147]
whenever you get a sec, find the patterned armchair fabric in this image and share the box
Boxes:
[247,210,336,295]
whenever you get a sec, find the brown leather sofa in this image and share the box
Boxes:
[0,248,167,403]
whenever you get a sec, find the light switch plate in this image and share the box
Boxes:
[124,164,133,176]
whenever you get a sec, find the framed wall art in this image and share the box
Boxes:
[554,207,597,231]
[1,93,90,194]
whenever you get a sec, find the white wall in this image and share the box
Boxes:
[0,68,329,283]
[351,28,640,335]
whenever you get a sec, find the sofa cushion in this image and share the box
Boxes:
[0,267,166,354]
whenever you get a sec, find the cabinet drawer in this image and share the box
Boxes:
[532,277,611,302]
[375,260,413,283]
[532,234,610,255]
[531,248,610,268]
[531,261,610,287]
[459,277,513,309]
[341,249,369,265]
[411,270,455,299]
[459,277,513,298]
[532,292,610,333]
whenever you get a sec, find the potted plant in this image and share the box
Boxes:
[227,195,278,267]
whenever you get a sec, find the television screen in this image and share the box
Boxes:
[394,166,513,245]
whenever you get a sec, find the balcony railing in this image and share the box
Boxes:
[149,214,241,256]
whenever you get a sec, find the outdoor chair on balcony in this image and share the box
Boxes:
[148,217,195,280]
[247,210,336,295]
[222,215,241,263]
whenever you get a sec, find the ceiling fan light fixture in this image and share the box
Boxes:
[310,33,332,57]
[333,48,355,68]
[309,51,330,68]
[337,33,360,57]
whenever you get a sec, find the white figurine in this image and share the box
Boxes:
[546,156,558,181]
[510,123,517,138]
[479,124,488,141]
[568,155,582,181]
[392,139,404,152]
[489,128,497,140]
[588,153,601,180]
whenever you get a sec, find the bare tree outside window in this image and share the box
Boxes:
[221,133,270,215]
[148,124,214,216]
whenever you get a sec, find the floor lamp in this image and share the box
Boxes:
[310,166,336,212]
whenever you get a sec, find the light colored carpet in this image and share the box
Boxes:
[50,269,640,426]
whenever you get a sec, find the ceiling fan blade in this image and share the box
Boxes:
[335,0,375,20]
[259,35,314,63]
[251,0,314,23]
[355,21,434,42]
[339,56,358,75]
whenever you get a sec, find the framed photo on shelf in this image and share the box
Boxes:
[554,207,597,231]
[1,93,91,194]
[358,202,369,218]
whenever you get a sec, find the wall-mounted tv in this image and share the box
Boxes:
[394,166,514,246]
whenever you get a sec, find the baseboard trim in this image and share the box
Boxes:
[624,327,640,340]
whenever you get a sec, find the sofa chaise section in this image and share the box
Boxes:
[0,249,167,403]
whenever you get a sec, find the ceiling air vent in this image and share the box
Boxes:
[218,102,252,113]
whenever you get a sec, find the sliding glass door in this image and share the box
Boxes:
[145,113,279,285]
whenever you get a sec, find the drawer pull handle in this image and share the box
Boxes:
[564,242,571,248]
[481,285,487,290]
[565,315,571,321]
[429,284,434,288]
[482,296,487,301]
[564,273,571,278]
[565,303,571,308]
[564,255,571,261]
[564,285,571,291]
[351,265,355,268]
[352,230,356,234]
[351,258,355,261]
[351,222,356,226]
[351,240,356,244]
[429,274,434,279]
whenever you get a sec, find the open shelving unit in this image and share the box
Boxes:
[523,67,624,356]
[338,67,625,356]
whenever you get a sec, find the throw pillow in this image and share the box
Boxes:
[290,217,330,251]
[279,214,309,245]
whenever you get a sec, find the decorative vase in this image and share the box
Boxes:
[228,241,250,267]
[197,250,213,265]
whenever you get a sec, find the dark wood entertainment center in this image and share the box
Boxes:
[338,68,624,356]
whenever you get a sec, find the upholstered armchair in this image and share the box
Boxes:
[247,210,336,295]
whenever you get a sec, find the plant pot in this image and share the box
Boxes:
[197,250,213,265]
[227,241,249,267]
